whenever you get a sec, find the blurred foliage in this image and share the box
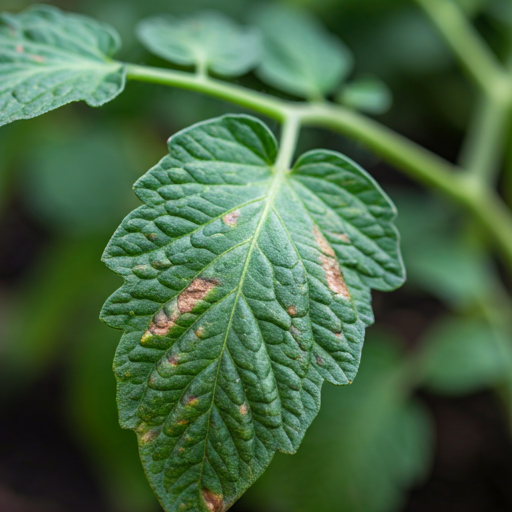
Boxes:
[337,76,393,114]
[1,0,512,511]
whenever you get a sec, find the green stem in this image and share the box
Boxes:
[296,103,464,198]
[414,0,511,103]
[464,186,512,263]
[125,63,287,121]
[276,113,301,171]
[458,94,510,182]
[297,103,512,267]
[124,62,512,273]
[418,0,512,184]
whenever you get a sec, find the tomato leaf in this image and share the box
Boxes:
[137,12,261,76]
[0,4,125,127]
[253,5,353,99]
[101,114,405,512]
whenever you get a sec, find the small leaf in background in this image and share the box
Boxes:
[137,11,261,76]
[0,4,126,127]
[420,317,508,395]
[244,332,432,512]
[101,114,405,511]
[252,4,353,99]
[337,76,393,115]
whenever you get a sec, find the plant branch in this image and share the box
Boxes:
[124,62,512,272]
[296,103,464,199]
[458,93,510,182]
[414,0,511,103]
[125,64,287,121]
[276,113,301,170]
[418,0,512,184]
[298,103,512,268]
[125,63,464,196]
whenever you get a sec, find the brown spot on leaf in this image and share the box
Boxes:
[178,278,219,314]
[332,232,351,243]
[288,306,297,316]
[148,308,179,337]
[140,427,160,444]
[313,226,335,257]
[320,255,350,299]
[335,332,342,338]
[222,210,240,227]
[146,233,158,241]
[152,259,169,269]
[178,447,186,454]
[239,403,248,415]
[195,326,205,338]
[142,278,218,344]
[178,419,189,425]
[168,354,179,366]
[185,395,198,406]
[31,54,44,63]
[316,355,324,365]
[290,325,300,336]
[202,488,223,512]
[15,44,23,53]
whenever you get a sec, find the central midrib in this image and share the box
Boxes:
[197,163,286,497]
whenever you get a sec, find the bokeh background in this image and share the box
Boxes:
[2,0,512,511]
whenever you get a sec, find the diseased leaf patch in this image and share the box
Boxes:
[101,114,405,512]
[0,4,125,127]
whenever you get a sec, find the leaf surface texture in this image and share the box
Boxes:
[0,4,125,127]
[101,114,405,512]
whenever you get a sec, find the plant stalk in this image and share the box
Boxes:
[125,63,287,121]
[124,62,512,273]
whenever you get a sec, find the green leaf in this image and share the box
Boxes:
[137,12,261,76]
[338,76,392,115]
[244,333,432,512]
[252,5,353,99]
[101,114,405,512]
[0,4,125,127]
[420,317,508,395]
